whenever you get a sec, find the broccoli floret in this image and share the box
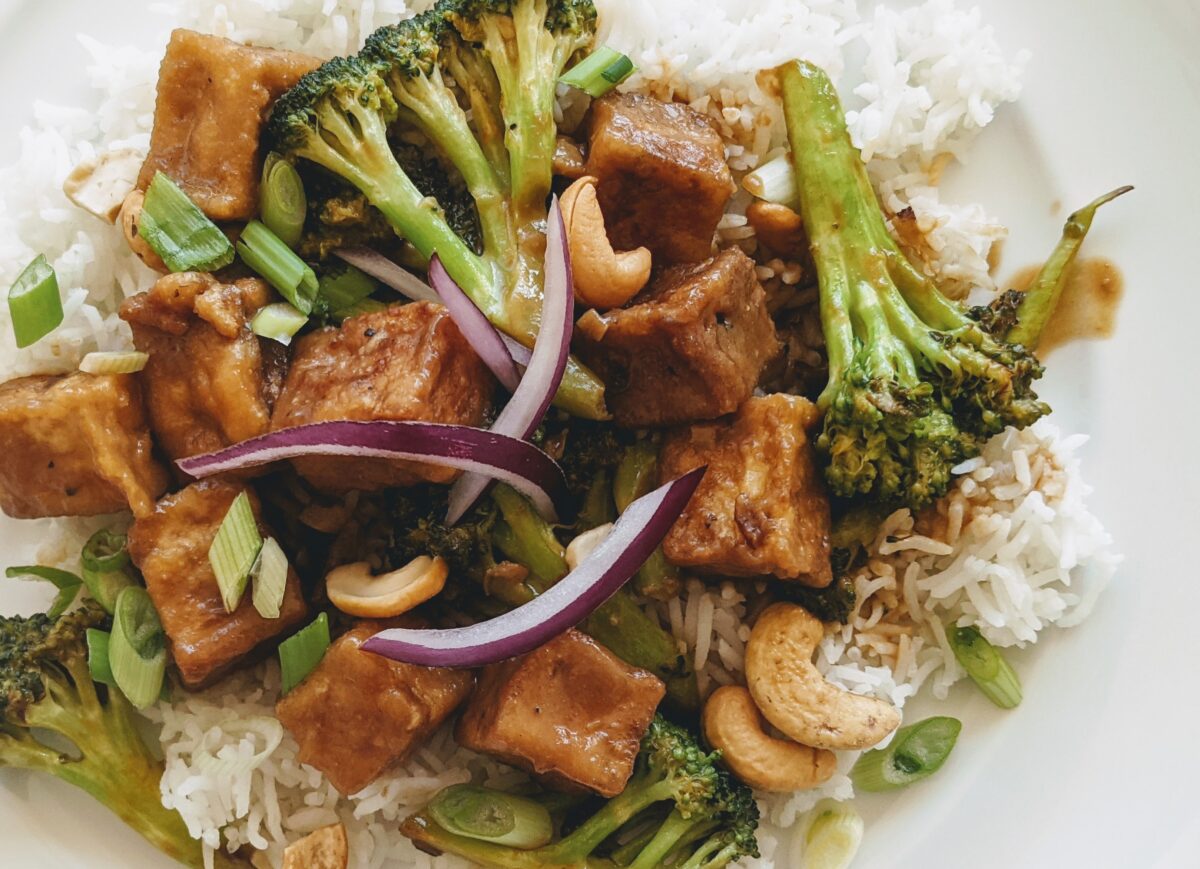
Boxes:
[0,604,244,867]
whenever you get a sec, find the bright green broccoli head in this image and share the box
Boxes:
[363,11,447,80]
[0,602,106,722]
[640,715,723,817]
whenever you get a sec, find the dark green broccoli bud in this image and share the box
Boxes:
[970,289,1024,340]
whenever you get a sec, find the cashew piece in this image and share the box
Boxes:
[326,556,448,619]
[703,685,836,793]
[119,190,168,273]
[746,603,901,751]
[282,823,348,869]
[565,522,614,570]
[559,175,651,309]
[746,201,807,258]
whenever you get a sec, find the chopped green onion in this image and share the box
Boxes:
[79,350,149,375]
[208,491,263,613]
[237,220,319,315]
[428,785,554,850]
[948,625,1023,709]
[251,537,289,620]
[138,172,236,273]
[5,565,82,618]
[108,586,167,709]
[333,298,388,320]
[251,302,308,347]
[559,46,636,98]
[79,528,135,614]
[260,153,307,249]
[850,716,962,792]
[795,800,864,869]
[86,628,116,686]
[279,612,330,695]
[318,265,381,321]
[613,441,658,513]
[742,153,800,207]
[7,254,64,349]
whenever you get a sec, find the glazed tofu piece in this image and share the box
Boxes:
[0,373,168,519]
[659,395,833,586]
[456,629,665,797]
[128,480,308,687]
[271,303,493,492]
[576,248,777,427]
[120,272,284,465]
[276,621,474,795]
[587,92,735,264]
[137,30,321,221]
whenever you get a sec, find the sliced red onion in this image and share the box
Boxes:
[176,421,568,521]
[500,333,532,368]
[334,247,439,303]
[363,467,705,668]
[428,255,522,392]
[445,197,574,524]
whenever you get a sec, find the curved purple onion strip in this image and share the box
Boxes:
[334,247,439,303]
[364,467,706,668]
[445,197,575,524]
[500,333,532,369]
[428,255,522,392]
[176,421,568,522]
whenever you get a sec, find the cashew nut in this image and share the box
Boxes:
[703,685,836,793]
[746,201,806,258]
[119,190,168,273]
[282,823,348,869]
[565,522,614,570]
[559,175,651,309]
[326,556,448,619]
[63,147,143,224]
[746,603,900,751]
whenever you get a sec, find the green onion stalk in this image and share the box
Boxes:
[279,612,331,695]
[850,716,962,792]
[6,254,64,348]
[947,625,1022,709]
[614,442,681,601]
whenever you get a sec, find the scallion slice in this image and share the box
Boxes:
[5,565,82,618]
[559,46,636,98]
[108,586,167,709]
[947,625,1023,709]
[80,528,135,614]
[428,785,554,849]
[87,628,116,686]
[795,800,864,869]
[251,302,308,347]
[138,172,236,273]
[742,153,800,207]
[79,351,149,375]
[850,716,962,792]
[208,491,263,613]
[260,153,307,249]
[251,537,289,620]
[334,298,388,319]
[318,265,378,319]
[278,612,330,695]
[237,220,319,315]
[7,254,64,349]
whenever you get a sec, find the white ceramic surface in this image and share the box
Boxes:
[0,0,1197,866]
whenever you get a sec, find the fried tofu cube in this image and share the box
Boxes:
[276,621,474,795]
[270,303,493,492]
[128,480,308,687]
[588,92,736,264]
[576,248,777,427]
[137,30,321,221]
[0,373,169,519]
[120,273,284,464]
[659,395,833,586]
[456,629,665,797]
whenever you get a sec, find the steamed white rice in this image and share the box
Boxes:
[0,1,1118,867]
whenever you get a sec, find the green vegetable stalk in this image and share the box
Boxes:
[614,442,681,601]
[850,716,962,792]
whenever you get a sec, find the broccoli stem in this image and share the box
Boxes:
[539,777,681,863]
[625,808,703,869]
[401,813,617,868]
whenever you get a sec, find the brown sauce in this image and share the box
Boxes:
[1008,257,1124,355]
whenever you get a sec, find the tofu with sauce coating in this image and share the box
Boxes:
[659,395,833,587]
[128,480,308,688]
[120,272,285,466]
[456,629,665,797]
[0,373,168,519]
[270,303,493,492]
[138,30,321,221]
[587,92,736,264]
[575,248,777,427]
[276,621,474,796]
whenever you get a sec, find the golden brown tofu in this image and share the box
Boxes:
[128,480,308,688]
[276,621,474,795]
[576,248,778,427]
[0,373,168,519]
[271,303,493,492]
[120,273,283,465]
[137,30,321,221]
[456,630,665,797]
[659,395,833,586]
[588,92,735,264]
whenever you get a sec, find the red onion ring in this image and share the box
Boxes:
[333,248,439,303]
[428,255,522,392]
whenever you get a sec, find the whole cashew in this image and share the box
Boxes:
[119,190,168,273]
[746,201,806,258]
[746,603,901,751]
[559,175,651,310]
[703,685,836,793]
[326,556,448,619]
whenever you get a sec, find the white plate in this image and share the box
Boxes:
[1,1,1198,867]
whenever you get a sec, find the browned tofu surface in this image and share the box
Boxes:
[121,273,283,465]
[271,303,493,492]
[576,248,778,427]
[588,92,735,264]
[137,30,321,221]
[659,395,833,586]
[456,629,665,797]
[128,480,307,688]
[0,373,168,519]
[276,621,474,795]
